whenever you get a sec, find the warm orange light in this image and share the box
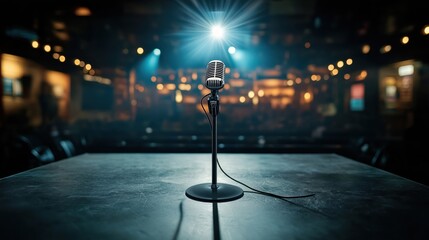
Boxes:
[380,45,392,53]
[346,58,353,65]
[362,44,370,54]
[423,25,429,35]
[44,45,51,52]
[175,90,183,103]
[31,41,39,48]
[304,92,312,102]
[248,91,255,98]
[252,96,259,105]
[75,7,91,16]
[344,73,351,80]
[178,84,191,91]
[356,70,367,80]
[166,84,176,90]
[135,84,145,93]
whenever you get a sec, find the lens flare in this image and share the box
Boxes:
[174,0,264,66]
[211,25,225,39]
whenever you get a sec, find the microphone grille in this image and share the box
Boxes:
[206,78,224,89]
[205,60,225,90]
[206,60,225,81]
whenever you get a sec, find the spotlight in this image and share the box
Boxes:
[177,0,264,59]
[228,46,236,54]
[211,25,225,40]
[153,48,161,56]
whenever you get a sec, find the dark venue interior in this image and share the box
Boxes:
[1,0,429,239]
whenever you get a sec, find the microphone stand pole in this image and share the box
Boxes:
[209,90,219,190]
[185,90,243,202]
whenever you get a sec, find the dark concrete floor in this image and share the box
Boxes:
[1,153,428,239]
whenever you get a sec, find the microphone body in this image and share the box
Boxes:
[205,60,225,90]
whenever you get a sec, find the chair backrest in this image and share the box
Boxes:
[16,134,56,166]
[30,146,56,163]
[59,139,76,158]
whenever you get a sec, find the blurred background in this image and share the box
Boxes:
[1,0,428,185]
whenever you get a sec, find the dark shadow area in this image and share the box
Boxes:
[172,200,185,240]
[213,202,220,240]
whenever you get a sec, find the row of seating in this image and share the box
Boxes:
[0,126,86,178]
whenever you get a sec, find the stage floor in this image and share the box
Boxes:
[1,153,428,239]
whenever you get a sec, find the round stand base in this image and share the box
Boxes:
[185,183,244,202]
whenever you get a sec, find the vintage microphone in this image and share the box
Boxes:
[185,60,244,202]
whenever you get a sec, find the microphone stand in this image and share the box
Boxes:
[185,90,243,202]
[209,90,220,190]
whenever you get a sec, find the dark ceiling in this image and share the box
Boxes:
[1,0,427,74]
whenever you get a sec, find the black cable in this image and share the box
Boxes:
[217,158,315,199]
[199,94,315,199]
[201,92,212,129]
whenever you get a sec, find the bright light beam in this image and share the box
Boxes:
[153,48,161,56]
[135,49,161,81]
[211,25,225,40]
[174,0,264,64]
[229,48,255,71]
[228,46,236,54]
